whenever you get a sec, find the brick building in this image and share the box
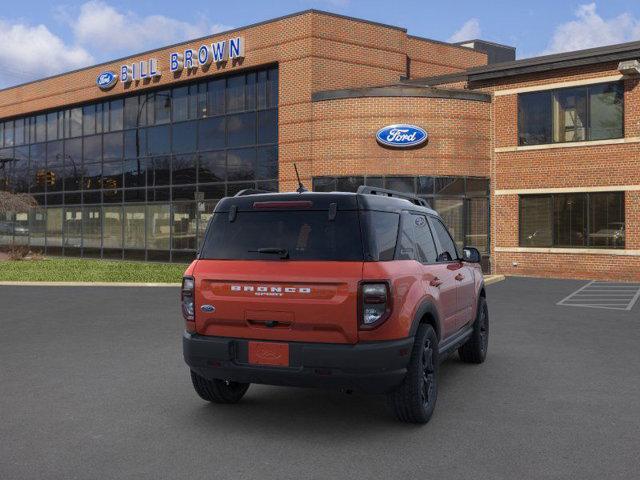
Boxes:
[0,10,637,280]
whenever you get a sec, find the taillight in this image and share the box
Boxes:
[182,276,195,321]
[359,282,392,329]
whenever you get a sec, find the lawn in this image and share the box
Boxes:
[0,258,188,283]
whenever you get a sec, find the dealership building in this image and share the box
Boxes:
[0,10,638,280]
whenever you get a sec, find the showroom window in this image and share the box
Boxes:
[312,175,490,257]
[518,82,623,145]
[519,192,625,248]
[0,66,278,262]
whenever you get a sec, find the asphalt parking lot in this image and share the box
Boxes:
[1,277,639,480]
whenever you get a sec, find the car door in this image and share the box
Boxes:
[428,216,475,330]
[411,213,459,340]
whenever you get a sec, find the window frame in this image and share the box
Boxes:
[409,212,439,265]
[517,81,624,146]
[428,215,461,263]
[518,192,625,249]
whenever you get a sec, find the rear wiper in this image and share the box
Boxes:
[248,247,290,259]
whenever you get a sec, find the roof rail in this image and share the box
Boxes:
[356,185,431,208]
[233,188,271,197]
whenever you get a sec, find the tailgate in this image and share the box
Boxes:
[194,260,363,344]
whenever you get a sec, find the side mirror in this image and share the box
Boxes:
[462,247,481,263]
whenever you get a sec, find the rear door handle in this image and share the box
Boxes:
[455,273,464,281]
[430,277,443,287]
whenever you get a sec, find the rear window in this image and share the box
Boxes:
[200,210,364,261]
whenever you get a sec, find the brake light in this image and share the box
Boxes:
[359,282,392,329]
[253,201,313,209]
[182,276,195,321]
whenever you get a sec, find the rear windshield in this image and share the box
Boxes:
[200,210,364,261]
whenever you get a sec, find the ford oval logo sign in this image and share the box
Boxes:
[376,124,428,148]
[96,71,118,91]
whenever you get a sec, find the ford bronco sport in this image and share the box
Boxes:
[182,186,488,423]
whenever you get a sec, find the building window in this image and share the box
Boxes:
[518,82,623,145]
[0,65,278,263]
[519,192,625,248]
[312,175,490,257]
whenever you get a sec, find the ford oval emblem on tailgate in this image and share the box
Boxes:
[200,304,215,313]
[376,124,428,148]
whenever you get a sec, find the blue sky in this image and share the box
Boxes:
[1,1,640,88]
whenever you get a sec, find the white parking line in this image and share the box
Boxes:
[557,281,640,311]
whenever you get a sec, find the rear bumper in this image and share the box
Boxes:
[183,332,414,394]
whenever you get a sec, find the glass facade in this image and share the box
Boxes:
[312,175,490,255]
[0,66,278,261]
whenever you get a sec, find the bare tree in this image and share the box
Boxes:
[0,191,37,215]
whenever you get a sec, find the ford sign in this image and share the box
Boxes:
[376,124,428,148]
[96,71,118,90]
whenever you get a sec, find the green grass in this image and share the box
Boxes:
[0,258,188,283]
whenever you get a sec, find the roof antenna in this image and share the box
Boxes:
[293,163,308,193]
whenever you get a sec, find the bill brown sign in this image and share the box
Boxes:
[97,36,245,89]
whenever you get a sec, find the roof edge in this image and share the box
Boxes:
[467,39,640,81]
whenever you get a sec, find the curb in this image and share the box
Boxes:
[484,275,506,286]
[0,281,181,287]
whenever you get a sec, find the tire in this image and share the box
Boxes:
[190,370,250,404]
[386,324,438,424]
[458,296,489,364]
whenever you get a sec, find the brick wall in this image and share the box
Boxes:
[406,37,487,79]
[0,10,488,198]
[283,95,491,192]
[482,63,640,281]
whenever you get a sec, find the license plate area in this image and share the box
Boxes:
[248,341,290,367]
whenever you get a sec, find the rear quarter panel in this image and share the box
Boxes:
[359,260,426,341]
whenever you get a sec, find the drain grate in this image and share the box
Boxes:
[557,281,640,311]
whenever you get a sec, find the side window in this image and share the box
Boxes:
[412,214,438,263]
[429,217,458,262]
[395,212,416,260]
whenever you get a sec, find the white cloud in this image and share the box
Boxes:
[542,3,640,54]
[0,20,93,88]
[448,18,481,43]
[0,1,233,88]
[70,1,232,55]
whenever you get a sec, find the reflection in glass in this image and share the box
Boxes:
[172,154,197,185]
[46,208,63,247]
[29,207,46,247]
[227,112,256,147]
[83,206,101,248]
[172,202,196,250]
[227,148,255,181]
[4,66,278,262]
[172,121,197,153]
[147,204,170,250]
[64,207,82,248]
[466,198,488,253]
[147,125,171,155]
[103,206,122,248]
[198,116,225,150]
[124,205,145,249]
[13,211,29,245]
[433,199,464,250]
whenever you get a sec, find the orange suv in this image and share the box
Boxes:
[182,186,488,423]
